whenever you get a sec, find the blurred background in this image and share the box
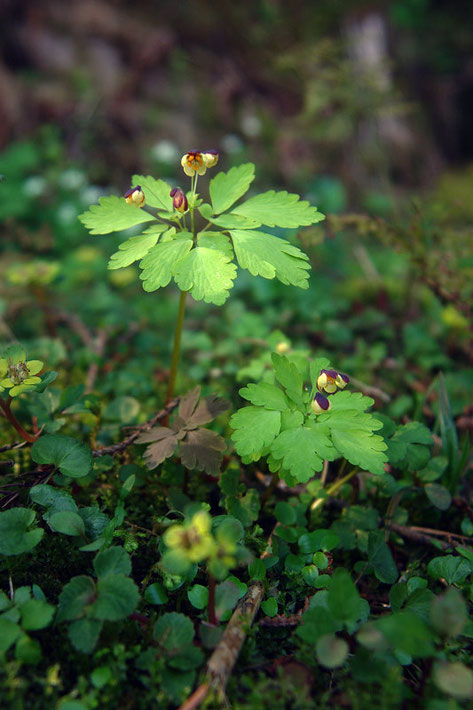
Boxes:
[0,0,472,426]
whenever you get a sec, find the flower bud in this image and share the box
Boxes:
[336,373,350,389]
[311,392,331,415]
[202,150,219,168]
[181,151,207,177]
[317,369,338,394]
[276,341,290,354]
[170,187,188,213]
[124,185,145,208]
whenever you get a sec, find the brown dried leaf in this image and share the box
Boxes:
[180,428,226,475]
[178,386,201,422]
[138,428,179,469]
[136,426,175,444]
[187,394,230,428]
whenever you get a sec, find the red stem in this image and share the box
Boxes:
[0,397,37,444]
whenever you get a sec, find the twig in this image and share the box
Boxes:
[350,377,391,403]
[408,526,472,542]
[85,329,109,393]
[92,398,179,457]
[0,440,26,453]
[178,525,278,710]
[390,523,453,550]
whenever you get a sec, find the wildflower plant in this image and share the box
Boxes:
[231,355,388,485]
[79,151,324,401]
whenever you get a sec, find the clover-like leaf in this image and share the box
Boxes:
[231,190,324,228]
[230,230,311,289]
[31,434,93,478]
[78,195,157,234]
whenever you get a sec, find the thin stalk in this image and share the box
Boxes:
[165,290,187,405]
[208,573,217,626]
[0,397,37,444]
[310,467,359,513]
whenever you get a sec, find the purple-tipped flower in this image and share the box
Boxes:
[202,150,219,168]
[124,185,145,207]
[170,187,188,213]
[311,392,331,415]
[317,369,339,394]
[336,373,350,389]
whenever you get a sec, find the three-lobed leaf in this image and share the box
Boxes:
[230,406,281,459]
[174,246,237,305]
[139,233,193,292]
[209,163,255,214]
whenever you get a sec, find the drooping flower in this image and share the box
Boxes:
[180,151,207,177]
[336,372,350,389]
[317,369,339,394]
[311,392,331,415]
[124,185,145,207]
[170,187,188,213]
[201,150,219,168]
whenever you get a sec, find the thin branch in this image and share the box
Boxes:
[350,377,391,403]
[92,398,179,457]
[390,523,454,550]
[0,440,26,453]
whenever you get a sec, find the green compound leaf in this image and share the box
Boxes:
[230,406,281,460]
[239,382,288,411]
[197,231,234,259]
[131,174,173,212]
[271,353,304,404]
[78,195,157,235]
[108,226,168,270]
[209,163,255,214]
[31,434,93,478]
[231,190,325,228]
[139,233,193,292]
[206,213,261,230]
[0,508,44,556]
[270,426,332,483]
[230,229,311,289]
[320,402,388,475]
[174,246,237,305]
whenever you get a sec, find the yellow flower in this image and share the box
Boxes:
[164,511,216,564]
[201,150,219,168]
[311,392,331,415]
[124,185,145,207]
[316,369,339,394]
[181,151,207,177]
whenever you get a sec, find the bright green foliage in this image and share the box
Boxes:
[0,344,45,397]
[78,195,156,234]
[108,228,167,269]
[230,230,311,289]
[209,163,255,214]
[131,174,174,212]
[0,586,55,664]
[231,354,388,483]
[79,162,323,304]
[139,233,193,292]
[173,245,237,305]
[387,421,433,470]
[231,190,325,228]
[31,434,93,478]
[230,406,281,459]
[0,508,44,556]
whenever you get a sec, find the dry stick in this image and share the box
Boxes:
[178,526,279,710]
[390,523,455,551]
[349,377,392,403]
[92,398,179,458]
[0,440,26,453]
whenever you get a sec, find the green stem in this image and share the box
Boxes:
[0,397,37,444]
[165,290,187,404]
[310,467,359,513]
